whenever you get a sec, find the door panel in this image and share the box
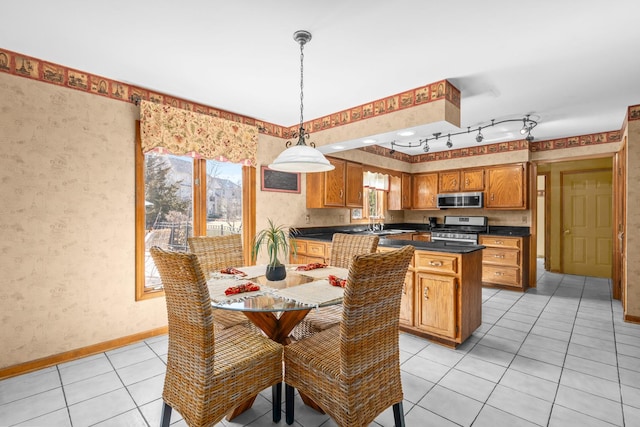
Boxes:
[562,170,612,277]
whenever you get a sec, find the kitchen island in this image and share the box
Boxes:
[291,230,484,347]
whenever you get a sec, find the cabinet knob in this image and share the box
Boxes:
[494,240,504,245]
[465,179,470,185]
[493,254,505,258]
[423,287,429,300]
[563,229,570,234]
[339,189,343,199]
[429,260,443,267]
[494,272,503,276]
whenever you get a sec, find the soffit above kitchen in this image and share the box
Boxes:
[3,1,640,155]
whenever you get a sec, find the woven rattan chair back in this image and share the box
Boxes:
[339,245,414,380]
[151,246,284,426]
[328,233,379,268]
[188,234,244,274]
[284,245,415,427]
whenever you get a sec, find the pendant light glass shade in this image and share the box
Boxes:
[268,30,335,174]
[269,144,334,172]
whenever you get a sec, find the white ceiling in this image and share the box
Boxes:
[3,1,640,155]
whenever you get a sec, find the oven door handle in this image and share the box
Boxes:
[431,236,478,244]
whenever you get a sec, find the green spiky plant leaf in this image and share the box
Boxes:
[251,218,298,267]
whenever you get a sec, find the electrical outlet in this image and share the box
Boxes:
[522,215,527,223]
[338,214,345,222]
[390,214,394,221]
[305,214,310,224]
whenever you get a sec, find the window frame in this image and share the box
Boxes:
[134,123,255,301]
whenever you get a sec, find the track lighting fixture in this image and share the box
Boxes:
[475,127,484,143]
[446,134,453,148]
[386,115,538,153]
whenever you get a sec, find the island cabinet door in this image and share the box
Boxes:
[399,270,414,326]
[414,273,457,339]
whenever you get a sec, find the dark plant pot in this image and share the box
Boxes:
[265,264,287,281]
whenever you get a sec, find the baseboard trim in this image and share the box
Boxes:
[0,326,168,380]
[624,314,640,324]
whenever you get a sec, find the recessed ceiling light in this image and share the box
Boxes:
[362,139,377,144]
[398,130,415,137]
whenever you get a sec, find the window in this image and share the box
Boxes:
[135,137,250,300]
[362,171,389,220]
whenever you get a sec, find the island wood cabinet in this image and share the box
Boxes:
[378,246,414,327]
[413,250,482,346]
[380,246,482,347]
[412,173,438,209]
[485,163,528,209]
[479,235,529,290]
[306,158,363,208]
[290,239,330,265]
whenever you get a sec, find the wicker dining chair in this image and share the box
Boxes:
[292,233,379,339]
[150,247,284,427]
[284,245,414,427]
[188,235,251,331]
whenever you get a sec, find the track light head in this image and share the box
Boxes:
[475,127,484,143]
[423,142,430,153]
[525,132,534,142]
[446,134,453,148]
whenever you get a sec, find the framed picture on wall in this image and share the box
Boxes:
[260,166,301,193]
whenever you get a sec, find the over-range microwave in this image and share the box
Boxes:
[437,192,484,209]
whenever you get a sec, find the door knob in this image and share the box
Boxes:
[563,229,570,234]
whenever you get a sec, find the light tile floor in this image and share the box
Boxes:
[2,260,640,426]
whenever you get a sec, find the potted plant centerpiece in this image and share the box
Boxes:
[251,218,298,281]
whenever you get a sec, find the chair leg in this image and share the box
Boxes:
[285,384,295,425]
[393,402,405,427]
[272,382,282,423]
[160,402,172,427]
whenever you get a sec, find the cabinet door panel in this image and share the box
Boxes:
[401,173,412,209]
[415,273,457,338]
[412,173,438,209]
[486,164,526,209]
[324,159,346,206]
[439,171,460,193]
[462,169,485,191]
[345,162,363,207]
[399,270,414,326]
[388,175,401,210]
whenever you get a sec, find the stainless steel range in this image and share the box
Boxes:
[430,216,488,245]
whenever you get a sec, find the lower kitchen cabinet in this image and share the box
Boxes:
[381,246,483,347]
[480,235,529,291]
[290,239,330,265]
[415,273,456,337]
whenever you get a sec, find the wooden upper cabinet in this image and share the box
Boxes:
[345,162,363,207]
[461,169,484,191]
[485,163,528,209]
[412,173,438,209]
[306,157,363,208]
[389,173,412,210]
[439,171,460,193]
[324,158,346,206]
[388,175,402,210]
[401,173,412,209]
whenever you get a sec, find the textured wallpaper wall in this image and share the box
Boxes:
[0,73,168,368]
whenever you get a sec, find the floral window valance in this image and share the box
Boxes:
[139,100,258,166]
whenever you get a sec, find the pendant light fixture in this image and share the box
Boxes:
[269,30,334,173]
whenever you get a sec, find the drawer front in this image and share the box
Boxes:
[307,241,326,258]
[479,236,521,249]
[482,265,520,286]
[482,247,519,266]
[412,233,431,242]
[294,240,308,254]
[415,252,458,274]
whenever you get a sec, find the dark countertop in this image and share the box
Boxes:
[293,223,530,239]
[378,238,485,254]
